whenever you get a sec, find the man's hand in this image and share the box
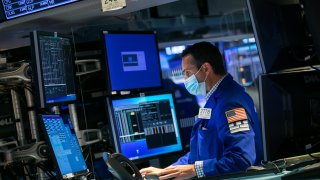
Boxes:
[140,166,164,176]
[158,164,197,180]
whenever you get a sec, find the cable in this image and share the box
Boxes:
[80,172,93,180]
[308,153,320,160]
[306,141,320,160]
[260,159,287,173]
[85,149,91,161]
[310,65,320,71]
[23,84,34,94]
[289,45,317,62]
[23,164,32,178]
[37,163,55,178]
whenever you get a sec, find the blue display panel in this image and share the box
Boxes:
[1,0,78,20]
[107,93,182,160]
[40,115,88,178]
[103,31,162,94]
[30,31,77,108]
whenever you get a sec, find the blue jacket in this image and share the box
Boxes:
[172,74,263,176]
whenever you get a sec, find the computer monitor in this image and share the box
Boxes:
[247,0,320,73]
[0,0,78,21]
[258,70,320,161]
[30,31,77,108]
[39,114,89,179]
[102,31,162,95]
[106,92,182,160]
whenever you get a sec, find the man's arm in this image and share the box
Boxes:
[196,106,257,177]
[195,130,256,177]
[170,152,190,166]
[160,125,256,179]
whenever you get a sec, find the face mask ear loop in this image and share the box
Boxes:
[194,65,203,76]
[201,64,208,83]
[204,73,208,82]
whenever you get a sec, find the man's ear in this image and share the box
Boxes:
[203,62,212,73]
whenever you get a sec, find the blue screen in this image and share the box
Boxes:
[103,32,162,92]
[109,93,182,160]
[40,115,88,178]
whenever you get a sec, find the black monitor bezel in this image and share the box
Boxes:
[30,30,77,109]
[0,2,5,22]
[106,91,182,162]
[101,30,163,95]
[0,0,79,21]
[38,114,89,179]
[258,70,320,161]
[247,0,320,73]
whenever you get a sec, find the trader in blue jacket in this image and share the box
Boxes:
[140,41,263,179]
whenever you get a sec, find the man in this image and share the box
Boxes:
[140,42,263,179]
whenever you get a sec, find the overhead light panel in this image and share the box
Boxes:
[101,0,126,12]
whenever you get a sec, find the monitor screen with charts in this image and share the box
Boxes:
[30,31,77,108]
[106,92,182,160]
[0,0,78,21]
[39,114,89,179]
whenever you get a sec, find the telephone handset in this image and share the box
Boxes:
[102,152,143,180]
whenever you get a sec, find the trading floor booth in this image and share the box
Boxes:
[1,0,320,179]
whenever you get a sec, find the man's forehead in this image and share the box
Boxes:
[182,55,196,69]
[182,54,194,62]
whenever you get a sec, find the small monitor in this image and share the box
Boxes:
[30,31,77,108]
[247,0,320,73]
[106,92,182,160]
[102,31,162,94]
[258,70,320,161]
[0,0,78,20]
[39,115,89,179]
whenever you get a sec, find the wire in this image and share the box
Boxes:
[23,84,34,94]
[310,65,320,71]
[82,144,89,152]
[23,164,32,178]
[37,163,55,178]
[260,159,287,173]
[80,172,93,180]
[306,140,320,160]
[308,153,320,160]
[85,149,91,161]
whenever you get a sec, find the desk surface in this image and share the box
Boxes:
[206,153,320,180]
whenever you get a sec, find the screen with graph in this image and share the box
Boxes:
[106,92,182,160]
[30,31,76,108]
[0,0,78,20]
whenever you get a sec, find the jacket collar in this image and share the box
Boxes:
[206,74,233,103]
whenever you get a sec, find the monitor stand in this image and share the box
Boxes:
[149,158,160,168]
[135,157,161,169]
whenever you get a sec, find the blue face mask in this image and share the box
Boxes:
[184,66,208,96]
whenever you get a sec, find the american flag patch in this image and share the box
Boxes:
[225,108,248,124]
